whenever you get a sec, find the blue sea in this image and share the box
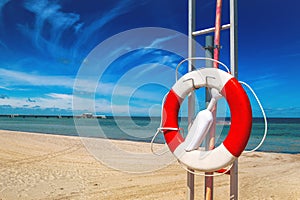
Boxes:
[0,116,299,154]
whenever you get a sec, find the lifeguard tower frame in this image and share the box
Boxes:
[187,0,238,200]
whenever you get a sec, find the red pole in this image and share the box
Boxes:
[213,0,223,69]
[205,1,223,200]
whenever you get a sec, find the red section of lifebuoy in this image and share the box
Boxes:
[221,78,252,157]
[162,89,184,152]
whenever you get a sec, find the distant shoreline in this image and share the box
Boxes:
[0,114,105,119]
[1,114,300,121]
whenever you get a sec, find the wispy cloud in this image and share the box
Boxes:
[0,94,72,111]
[20,0,80,57]
[17,0,151,68]
[148,34,180,49]
[134,54,182,79]
[0,68,74,88]
[0,85,12,90]
[0,0,10,15]
[71,0,149,57]
[47,93,72,100]
[245,74,281,90]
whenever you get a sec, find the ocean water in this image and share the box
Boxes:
[0,116,299,154]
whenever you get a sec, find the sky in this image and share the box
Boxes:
[0,0,299,118]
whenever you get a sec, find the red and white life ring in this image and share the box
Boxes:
[162,68,252,172]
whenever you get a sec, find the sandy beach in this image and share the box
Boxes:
[0,129,299,200]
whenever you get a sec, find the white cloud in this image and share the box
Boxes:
[47,93,72,100]
[245,74,280,90]
[0,0,10,13]
[148,34,180,49]
[0,85,12,90]
[71,0,149,57]
[0,68,74,88]
[20,0,80,57]
[0,93,72,110]
[0,64,172,115]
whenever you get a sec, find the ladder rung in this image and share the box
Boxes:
[192,24,231,36]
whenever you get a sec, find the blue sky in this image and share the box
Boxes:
[0,0,299,117]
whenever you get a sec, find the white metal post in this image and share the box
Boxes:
[187,0,195,200]
[229,0,239,199]
[230,0,238,78]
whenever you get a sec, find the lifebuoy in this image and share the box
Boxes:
[162,68,252,172]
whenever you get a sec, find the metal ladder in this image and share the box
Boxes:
[187,0,238,200]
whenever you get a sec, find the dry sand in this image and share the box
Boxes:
[0,129,299,200]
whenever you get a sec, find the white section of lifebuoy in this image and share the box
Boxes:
[174,143,236,172]
[172,68,233,98]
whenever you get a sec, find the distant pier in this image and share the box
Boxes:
[0,114,107,119]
